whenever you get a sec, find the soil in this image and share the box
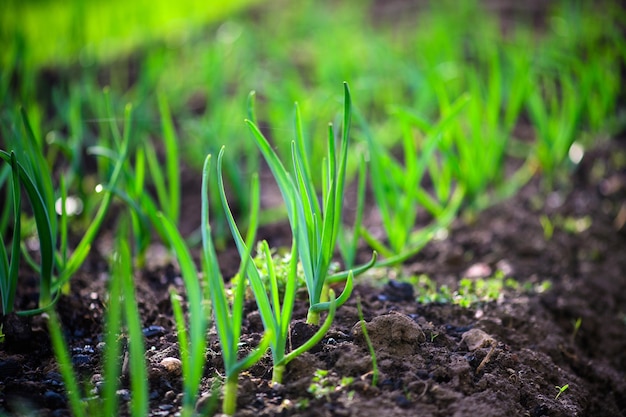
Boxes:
[2,131,626,417]
[3,2,626,415]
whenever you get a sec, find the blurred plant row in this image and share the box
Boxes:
[1,0,625,415]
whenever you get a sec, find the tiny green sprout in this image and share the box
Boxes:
[229,241,310,301]
[356,297,378,387]
[430,332,439,343]
[539,215,554,240]
[562,216,592,234]
[296,398,310,410]
[555,384,569,399]
[571,317,582,343]
[307,369,354,401]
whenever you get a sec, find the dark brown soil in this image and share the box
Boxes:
[2,134,626,417]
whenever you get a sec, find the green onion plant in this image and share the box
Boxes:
[201,153,272,416]
[1,103,128,315]
[359,94,468,266]
[143,201,209,416]
[47,223,148,417]
[216,147,341,385]
[245,83,376,325]
[526,71,584,187]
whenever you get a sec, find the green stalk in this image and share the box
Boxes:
[358,93,468,265]
[0,153,21,315]
[218,145,341,384]
[356,297,378,387]
[201,152,272,415]
[246,83,373,325]
[155,211,207,412]
[158,93,181,225]
[47,310,87,417]
[222,375,239,416]
[0,151,53,313]
[337,154,367,268]
[102,233,124,417]
[53,104,132,294]
[119,238,148,417]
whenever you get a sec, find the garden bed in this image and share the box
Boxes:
[1,1,625,416]
[2,138,625,416]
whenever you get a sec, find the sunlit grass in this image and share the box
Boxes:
[0,0,261,69]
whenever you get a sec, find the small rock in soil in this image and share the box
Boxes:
[378,280,414,302]
[71,354,91,366]
[0,358,21,379]
[43,390,65,409]
[394,394,412,408]
[142,325,166,338]
[164,390,176,401]
[159,357,182,376]
[464,262,492,278]
[461,328,496,351]
[44,372,64,387]
[116,389,130,401]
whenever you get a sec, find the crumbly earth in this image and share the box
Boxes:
[1,135,625,417]
[1,3,625,414]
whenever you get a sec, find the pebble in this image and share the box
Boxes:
[0,358,21,378]
[143,325,166,338]
[45,372,63,383]
[461,328,496,351]
[464,263,492,279]
[116,389,131,401]
[159,357,182,376]
[43,390,65,408]
[394,394,412,408]
[496,259,514,276]
[71,354,91,366]
[164,390,176,401]
[378,280,415,302]
[195,392,215,413]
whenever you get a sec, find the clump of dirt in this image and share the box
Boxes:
[351,311,426,356]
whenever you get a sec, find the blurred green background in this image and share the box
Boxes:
[1,0,261,69]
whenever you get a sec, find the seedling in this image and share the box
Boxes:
[47,224,148,417]
[246,83,375,325]
[307,369,354,401]
[229,241,309,301]
[216,147,341,385]
[571,317,582,343]
[356,297,378,387]
[0,103,129,315]
[201,153,271,415]
[554,384,570,400]
[540,215,554,240]
[359,94,468,265]
[137,190,209,415]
